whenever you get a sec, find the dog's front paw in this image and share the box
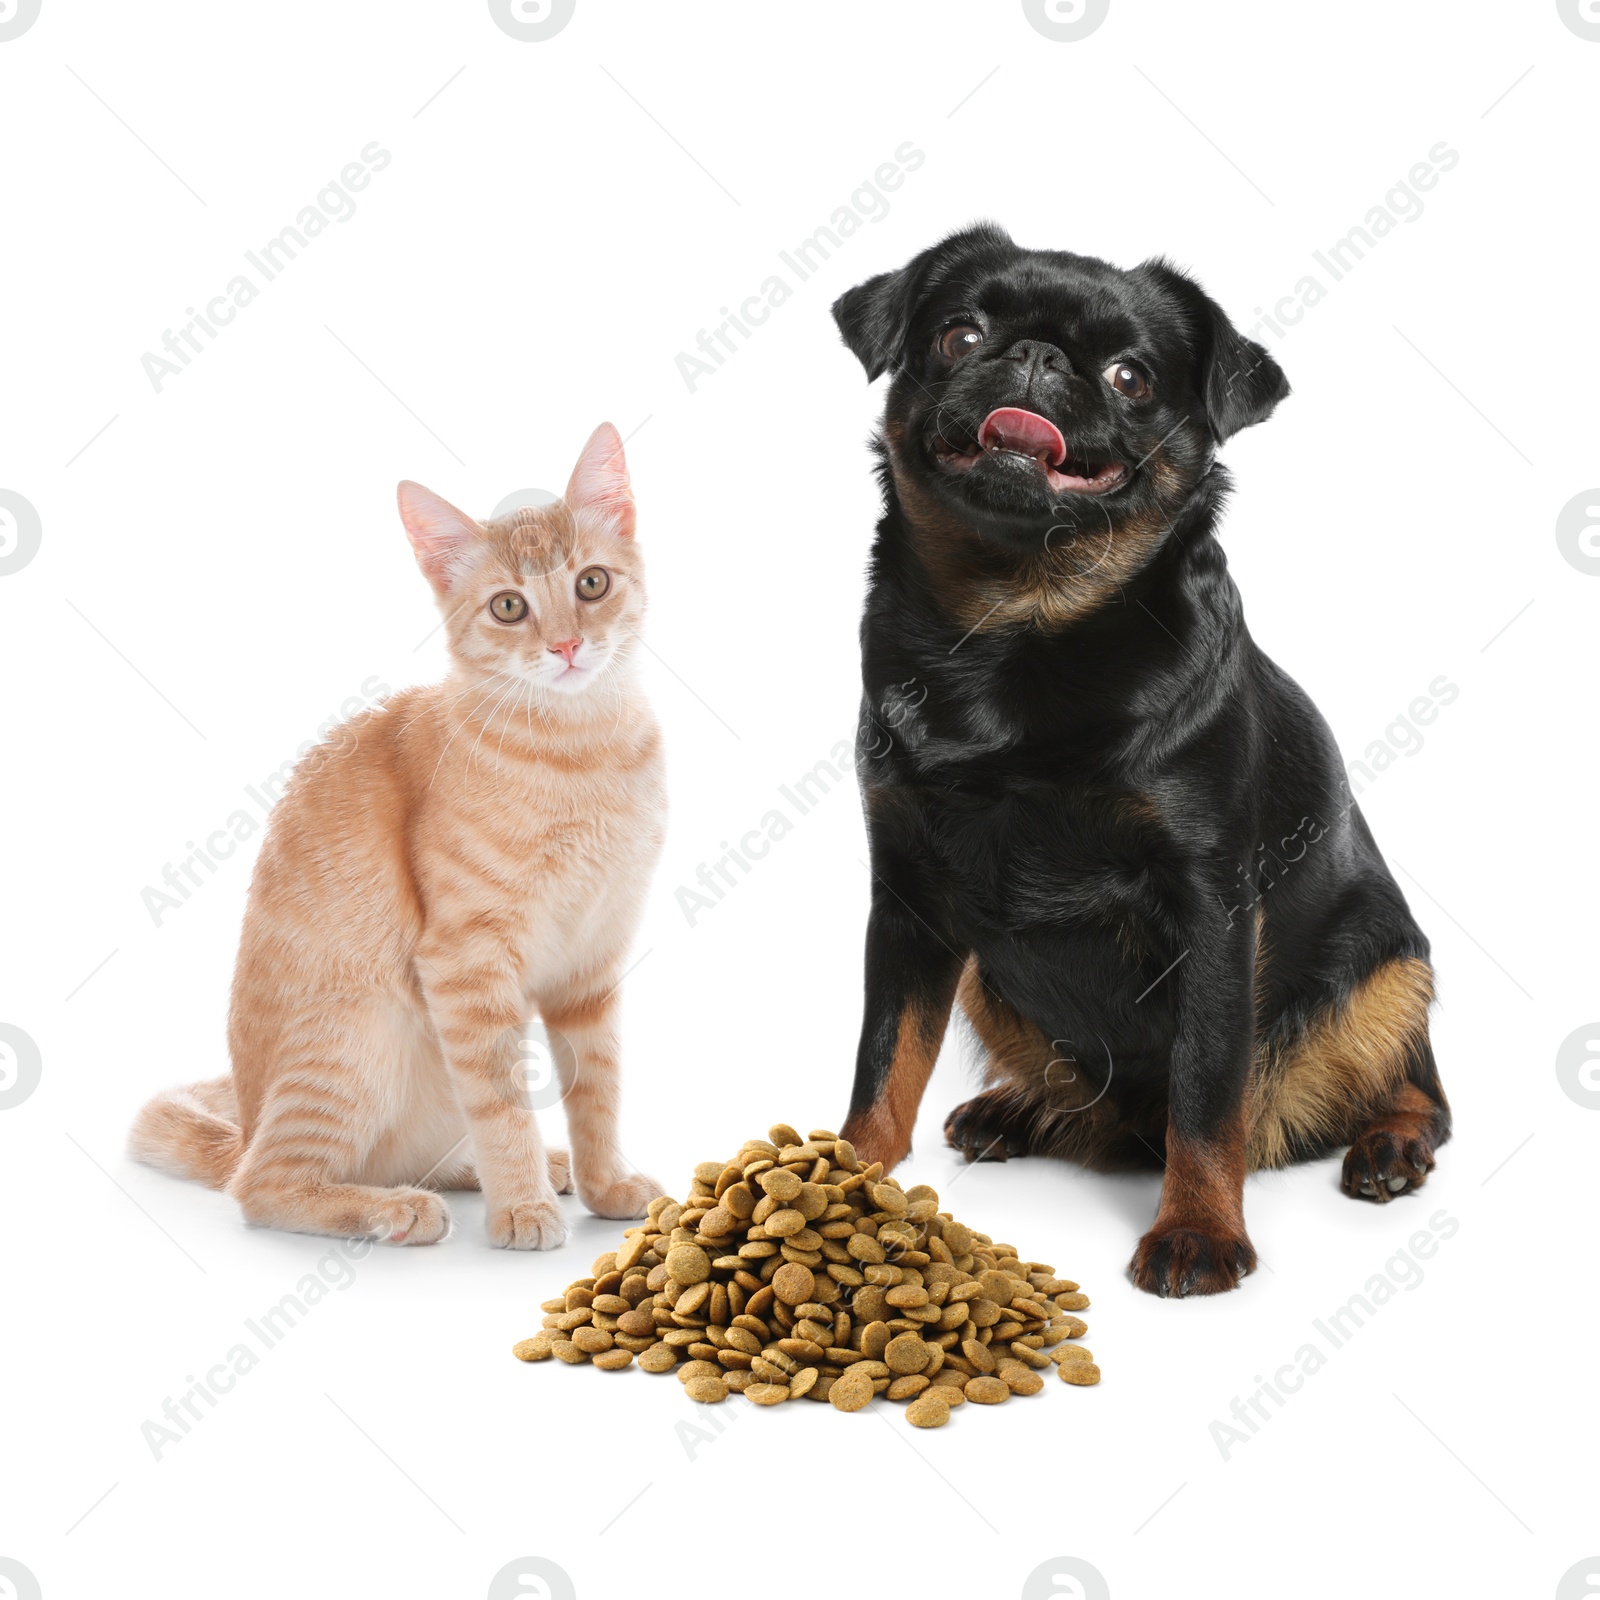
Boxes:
[487,1194,567,1250]
[581,1172,661,1220]
[1131,1224,1255,1298]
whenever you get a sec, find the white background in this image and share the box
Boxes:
[2,3,1596,1598]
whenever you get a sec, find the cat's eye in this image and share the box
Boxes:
[488,590,528,623]
[938,323,984,362]
[1104,361,1151,400]
[576,566,611,602]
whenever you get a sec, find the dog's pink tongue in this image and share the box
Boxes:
[977,407,1066,466]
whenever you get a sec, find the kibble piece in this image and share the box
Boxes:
[978,1270,1015,1303]
[846,1359,891,1380]
[886,1284,929,1308]
[1059,1316,1089,1339]
[961,1337,996,1375]
[676,1359,722,1385]
[1056,1292,1091,1311]
[965,1376,1010,1405]
[1002,1367,1044,1396]
[829,1368,875,1413]
[861,1321,892,1360]
[760,1167,802,1202]
[745,1382,790,1405]
[638,1343,678,1373]
[684,1375,729,1403]
[1052,1345,1094,1366]
[772,1262,815,1306]
[571,1326,614,1354]
[788,1366,819,1399]
[698,1206,738,1239]
[968,1298,1002,1328]
[616,1308,656,1338]
[1058,1361,1102,1386]
[615,1233,651,1271]
[666,1244,711,1285]
[884,1333,932,1375]
[675,1281,711,1318]
[777,1338,826,1363]
[552,1341,587,1365]
[887,1374,931,1400]
[847,1232,886,1264]
[905,1391,952,1429]
[593,1348,634,1371]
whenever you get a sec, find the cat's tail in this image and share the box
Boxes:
[129,1075,243,1189]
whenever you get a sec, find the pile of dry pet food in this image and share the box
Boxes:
[512,1124,1099,1427]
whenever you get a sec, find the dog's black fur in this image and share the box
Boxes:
[831,224,1448,1296]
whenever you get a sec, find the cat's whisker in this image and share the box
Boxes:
[395,674,489,737]
[494,676,536,772]
[425,672,517,793]
[470,678,525,774]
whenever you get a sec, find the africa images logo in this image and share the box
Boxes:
[488,0,575,42]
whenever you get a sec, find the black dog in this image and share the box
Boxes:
[831,224,1448,1297]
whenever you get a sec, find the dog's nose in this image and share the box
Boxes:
[1003,339,1071,376]
[549,637,582,667]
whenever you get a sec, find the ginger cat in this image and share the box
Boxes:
[131,424,664,1248]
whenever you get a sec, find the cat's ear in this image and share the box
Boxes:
[397,481,483,592]
[564,422,635,539]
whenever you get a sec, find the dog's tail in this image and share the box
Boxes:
[129,1075,243,1190]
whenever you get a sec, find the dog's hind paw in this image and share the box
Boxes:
[1341,1127,1434,1202]
[944,1088,1036,1163]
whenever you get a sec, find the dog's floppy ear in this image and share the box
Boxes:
[1203,311,1290,443]
[833,222,1014,382]
[1141,258,1290,443]
[831,270,914,382]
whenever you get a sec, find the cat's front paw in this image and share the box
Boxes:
[581,1172,662,1220]
[546,1148,575,1195]
[487,1194,567,1250]
[369,1190,452,1245]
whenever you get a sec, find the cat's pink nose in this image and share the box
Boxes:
[549,637,582,667]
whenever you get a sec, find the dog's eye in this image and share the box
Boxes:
[489,590,528,623]
[576,566,611,602]
[938,324,984,361]
[1104,361,1151,400]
